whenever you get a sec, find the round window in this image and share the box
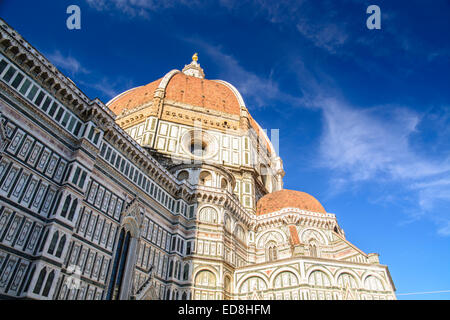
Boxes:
[190,139,208,157]
[181,130,218,160]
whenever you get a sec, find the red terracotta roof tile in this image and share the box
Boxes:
[108,73,241,116]
[165,73,241,115]
[108,78,162,115]
[256,189,326,215]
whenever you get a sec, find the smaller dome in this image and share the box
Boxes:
[256,189,326,215]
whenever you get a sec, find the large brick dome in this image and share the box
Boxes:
[256,189,326,215]
[106,55,276,156]
[107,72,241,116]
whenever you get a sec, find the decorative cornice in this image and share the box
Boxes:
[0,19,116,122]
[255,207,337,230]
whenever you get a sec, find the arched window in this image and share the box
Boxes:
[174,261,179,279]
[308,270,331,287]
[239,276,267,294]
[365,276,384,291]
[23,265,35,294]
[181,292,187,300]
[183,264,189,281]
[261,174,267,187]
[261,165,268,188]
[33,268,47,294]
[68,199,78,221]
[274,271,298,289]
[195,270,216,288]
[186,241,192,255]
[168,260,174,278]
[260,164,273,192]
[337,273,358,289]
[308,239,319,258]
[224,276,231,293]
[47,231,59,255]
[199,171,212,186]
[221,178,228,190]
[234,225,246,243]
[224,214,231,232]
[177,262,182,280]
[310,244,317,257]
[55,235,66,258]
[199,207,218,224]
[42,270,55,297]
[39,229,49,252]
[177,171,189,181]
[171,238,176,251]
[61,195,71,218]
[106,228,132,300]
[266,241,278,262]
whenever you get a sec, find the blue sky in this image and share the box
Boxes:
[1,0,450,299]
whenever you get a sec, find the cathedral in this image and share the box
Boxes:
[0,19,395,300]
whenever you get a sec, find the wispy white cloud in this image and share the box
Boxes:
[47,51,90,76]
[317,97,450,234]
[296,21,348,54]
[428,48,450,62]
[85,0,200,19]
[438,221,450,236]
[79,76,135,101]
[47,50,133,101]
[231,0,352,54]
[318,99,450,181]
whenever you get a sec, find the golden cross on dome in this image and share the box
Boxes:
[192,53,198,62]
